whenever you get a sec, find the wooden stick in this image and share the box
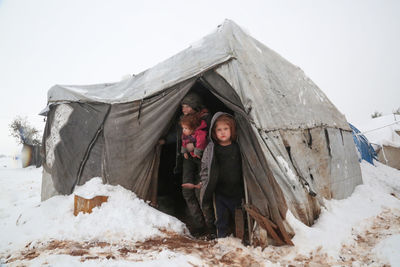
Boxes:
[244,204,285,246]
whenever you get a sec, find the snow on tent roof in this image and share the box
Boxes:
[45,19,350,132]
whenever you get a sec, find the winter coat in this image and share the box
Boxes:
[199,112,237,206]
[181,120,208,158]
[174,108,211,174]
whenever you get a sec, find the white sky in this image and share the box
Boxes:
[0,0,399,155]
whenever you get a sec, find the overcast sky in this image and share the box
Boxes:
[0,0,399,155]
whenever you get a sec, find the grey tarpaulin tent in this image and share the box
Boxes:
[40,20,362,245]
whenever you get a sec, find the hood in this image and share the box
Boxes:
[208,112,236,142]
[181,92,203,112]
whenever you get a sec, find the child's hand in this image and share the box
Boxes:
[184,153,189,159]
[186,143,194,152]
[182,183,195,189]
[158,139,165,145]
[194,182,202,189]
[182,183,202,189]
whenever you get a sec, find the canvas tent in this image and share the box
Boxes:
[21,143,42,168]
[40,20,362,245]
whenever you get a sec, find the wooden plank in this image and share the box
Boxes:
[74,195,109,216]
[244,204,285,246]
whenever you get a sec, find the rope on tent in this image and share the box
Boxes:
[355,121,400,136]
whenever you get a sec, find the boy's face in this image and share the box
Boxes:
[182,104,195,115]
[182,124,194,136]
[215,121,232,146]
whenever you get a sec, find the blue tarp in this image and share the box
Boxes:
[349,123,377,165]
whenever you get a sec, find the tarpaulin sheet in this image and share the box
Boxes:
[42,103,110,194]
[43,20,349,132]
[349,123,377,164]
[42,79,195,198]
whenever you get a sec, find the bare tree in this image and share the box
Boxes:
[393,107,400,115]
[371,111,383,119]
[9,116,41,145]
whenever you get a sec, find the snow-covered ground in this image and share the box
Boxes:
[1,156,399,266]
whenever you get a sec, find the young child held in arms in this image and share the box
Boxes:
[198,112,244,238]
[180,113,209,235]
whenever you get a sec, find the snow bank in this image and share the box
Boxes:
[0,176,186,254]
[286,160,400,259]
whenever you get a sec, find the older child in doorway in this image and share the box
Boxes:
[197,112,244,238]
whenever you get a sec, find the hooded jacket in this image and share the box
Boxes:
[199,112,240,205]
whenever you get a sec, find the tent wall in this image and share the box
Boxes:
[41,168,58,201]
[41,79,195,200]
[79,129,106,185]
[377,145,400,170]
[21,143,42,168]
[261,128,362,225]
[42,103,110,195]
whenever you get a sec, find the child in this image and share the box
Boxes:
[180,114,207,160]
[179,113,209,236]
[198,112,244,238]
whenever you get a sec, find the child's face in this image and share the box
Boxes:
[182,104,195,115]
[181,124,194,136]
[215,121,232,145]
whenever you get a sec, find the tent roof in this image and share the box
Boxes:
[47,20,236,104]
[45,19,350,131]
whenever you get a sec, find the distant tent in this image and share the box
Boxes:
[39,20,362,246]
[349,123,377,165]
[21,143,42,168]
[361,115,400,170]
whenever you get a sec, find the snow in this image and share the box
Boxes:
[359,114,400,148]
[45,104,74,168]
[287,161,400,259]
[374,234,400,266]
[1,156,400,266]
[0,175,186,255]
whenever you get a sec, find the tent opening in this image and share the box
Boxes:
[155,80,233,227]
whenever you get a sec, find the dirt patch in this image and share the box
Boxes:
[337,208,400,266]
[5,210,399,266]
[5,239,111,264]
[5,233,263,266]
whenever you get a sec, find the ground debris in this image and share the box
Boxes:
[4,210,400,266]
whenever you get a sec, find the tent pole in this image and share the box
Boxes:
[243,174,252,245]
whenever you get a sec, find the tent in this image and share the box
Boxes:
[349,123,377,165]
[360,115,400,170]
[21,143,42,168]
[40,20,362,246]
